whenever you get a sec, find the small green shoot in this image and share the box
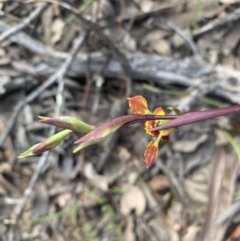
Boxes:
[64,0,95,25]
[142,83,228,108]
[219,129,240,161]
[83,223,100,241]
[33,205,79,224]
[191,0,202,36]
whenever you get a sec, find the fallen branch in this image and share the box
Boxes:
[0,2,48,44]
[7,32,88,241]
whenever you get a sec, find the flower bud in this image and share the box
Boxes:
[18,143,40,158]
[39,116,94,134]
[32,129,72,155]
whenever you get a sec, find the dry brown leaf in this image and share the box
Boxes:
[218,10,227,19]
[167,201,185,233]
[135,0,153,13]
[128,172,138,185]
[0,163,11,173]
[123,32,137,51]
[200,0,223,18]
[182,225,200,241]
[0,76,9,95]
[0,115,16,164]
[219,0,240,4]
[173,133,208,153]
[85,0,114,20]
[226,225,240,241]
[150,39,171,55]
[125,216,136,241]
[32,183,49,218]
[120,185,146,216]
[41,4,54,37]
[84,163,109,191]
[140,30,171,55]
[56,192,72,208]
[171,29,191,48]
[214,128,229,146]
[12,61,35,75]
[222,22,240,55]
[150,217,180,241]
[80,190,99,208]
[184,163,210,204]
[185,179,208,204]
[50,18,64,45]
[199,148,238,241]
[0,47,10,65]
[147,175,171,192]
[117,146,131,163]
[141,30,170,46]
[167,0,222,28]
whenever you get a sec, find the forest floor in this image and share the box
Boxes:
[1,0,240,240]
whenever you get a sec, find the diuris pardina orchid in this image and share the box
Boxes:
[128,96,180,167]
[19,96,240,168]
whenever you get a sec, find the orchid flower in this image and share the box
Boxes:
[128,95,180,167]
[18,95,240,168]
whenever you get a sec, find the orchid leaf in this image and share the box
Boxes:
[73,137,107,153]
[75,114,178,144]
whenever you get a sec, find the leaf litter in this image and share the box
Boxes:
[1,0,240,240]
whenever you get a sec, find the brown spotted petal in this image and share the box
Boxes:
[144,141,159,168]
[128,95,152,115]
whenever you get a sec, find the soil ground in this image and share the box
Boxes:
[1,0,240,240]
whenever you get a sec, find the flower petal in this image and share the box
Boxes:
[153,107,165,116]
[144,141,159,168]
[144,108,166,136]
[144,120,159,137]
[128,95,152,115]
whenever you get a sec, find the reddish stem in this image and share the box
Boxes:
[151,105,240,131]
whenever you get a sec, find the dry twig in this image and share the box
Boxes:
[0,2,48,44]
[115,0,195,23]
[194,7,240,38]
[0,20,66,58]
[7,32,88,241]
[0,0,133,174]
[157,16,199,56]
[200,149,239,241]
[5,0,132,94]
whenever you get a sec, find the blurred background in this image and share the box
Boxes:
[1,0,240,240]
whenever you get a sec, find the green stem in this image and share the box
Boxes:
[191,0,202,37]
